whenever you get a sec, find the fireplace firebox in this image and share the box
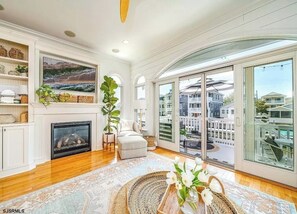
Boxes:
[51,121,91,159]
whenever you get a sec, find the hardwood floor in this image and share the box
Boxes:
[0,147,296,209]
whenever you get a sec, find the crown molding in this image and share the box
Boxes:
[0,20,130,65]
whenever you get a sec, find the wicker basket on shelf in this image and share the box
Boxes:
[9,48,24,60]
[0,45,7,57]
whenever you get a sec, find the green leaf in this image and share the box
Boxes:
[174,164,182,175]
[111,110,120,116]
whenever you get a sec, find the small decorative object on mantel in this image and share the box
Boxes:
[78,95,94,103]
[15,65,28,77]
[0,64,5,74]
[20,111,28,123]
[58,93,71,102]
[9,48,24,60]
[19,85,28,104]
[0,45,7,57]
[0,89,16,103]
[0,114,16,124]
[158,157,224,214]
[59,93,78,103]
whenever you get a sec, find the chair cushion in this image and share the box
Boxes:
[120,120,134,131]
[118,136,147,150]
[118,130,142,137]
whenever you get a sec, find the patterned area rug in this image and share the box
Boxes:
[0,153,296,214]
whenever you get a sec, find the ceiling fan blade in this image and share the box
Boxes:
[120,0,130,23]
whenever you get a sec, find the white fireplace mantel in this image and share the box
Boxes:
[32,102,103,115]
[32,102,105,164]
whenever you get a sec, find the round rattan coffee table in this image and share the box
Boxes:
[110,171,243,214]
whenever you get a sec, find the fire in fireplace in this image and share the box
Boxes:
[51,121,91,159]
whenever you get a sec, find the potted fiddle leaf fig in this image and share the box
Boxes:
[100,76,120,141]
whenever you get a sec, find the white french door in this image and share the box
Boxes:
[177,68,235,167]
[235,52,297,187]
[155,78,180,152]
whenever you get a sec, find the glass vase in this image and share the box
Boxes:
[178,188,199,214]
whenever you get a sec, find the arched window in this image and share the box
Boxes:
[135,76,145,100]
[110,75,122,111]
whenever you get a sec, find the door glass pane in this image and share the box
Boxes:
[179,77,202,157]
[205,71,235,166]
[244,59,294,170]
[159,83,174,142]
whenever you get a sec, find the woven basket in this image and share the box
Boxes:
[9,48,24,60]
[0,45,7,57]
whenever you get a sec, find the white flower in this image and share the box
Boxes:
[181,170,194,188]
[204,165,217,176]
[209,179,222,193]
[195,157,203,165]
[198,170,209,183]
[173,156,180,164]
[166,171,177,185]
[175,181,183,190]
[201,188,213,206]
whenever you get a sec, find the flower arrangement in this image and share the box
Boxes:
[166,157,221,212]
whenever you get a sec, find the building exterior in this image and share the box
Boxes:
[261,92,286,108]
[268,104,293,124]
[220,103,235,119]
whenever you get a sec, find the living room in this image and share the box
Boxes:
[0,1,296,213]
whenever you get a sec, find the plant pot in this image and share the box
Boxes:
[20,73,28,77]
[103,133,115,143]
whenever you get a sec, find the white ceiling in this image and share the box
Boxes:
[0,0,257,63]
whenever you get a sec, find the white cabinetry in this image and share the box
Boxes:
[0,124,35,178]
[3,126,28,170]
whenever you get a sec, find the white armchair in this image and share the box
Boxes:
[118,119,142,137]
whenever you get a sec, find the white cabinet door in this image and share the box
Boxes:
[3,126,28,170]
[0,128,2,171]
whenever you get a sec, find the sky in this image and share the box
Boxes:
[254,59,293,98]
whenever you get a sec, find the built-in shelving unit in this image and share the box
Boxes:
[0,38,29,124]
[0,36,35,179]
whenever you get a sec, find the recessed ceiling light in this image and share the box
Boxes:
[64,30,76,38]
[0,4,4,10]
[122,40,129,44]
[112,49,120,53]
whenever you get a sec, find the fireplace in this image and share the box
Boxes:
[51,121,91,159]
